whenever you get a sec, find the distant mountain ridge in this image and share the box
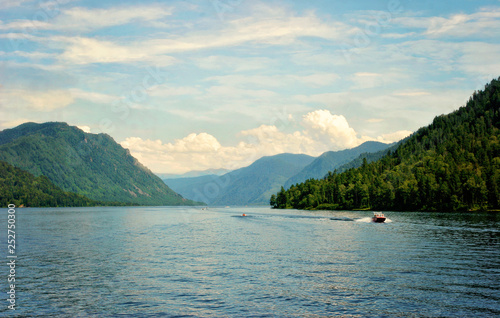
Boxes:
[158,168,230,180]
[284,141,391,188]
[0,122,201,206]
[165,153,315,205]
[166,143,395,206]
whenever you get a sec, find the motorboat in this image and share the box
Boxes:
[372,212,386,223]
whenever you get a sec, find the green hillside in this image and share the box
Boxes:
[0,122,202,206]
[272,78,500,212]
[0,160,107,207]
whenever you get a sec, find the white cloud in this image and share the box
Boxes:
[205,73,339,88]
[393,8,500,38]
[292,87,473,136]
[69,88,117,104]
[204,85,279,100]
[393,91,431,97]
[0,0,32,10]
[0,118,34,129]
[24,90,74,111]
[77,125,91,133]
[56,36,177,66]
[40,3,356,66]
[142,11,355,54]
[376,130,413,143]
[381,32,417,39]
[6,51,54,59]
[121,133,249,174]
[195,56,273,72]
[120,109,410,174]
[0,87,118,111]
[0,20,50,31]
[148,85,202,98]
[458,42,500,77]
[0,88,74,111]
[388,40,500,77]
[302,110,359,150]
[350,72,383,89]
[57,5,173,31]
[0,4,173,32]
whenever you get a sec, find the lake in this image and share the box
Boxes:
[1,206,499,317]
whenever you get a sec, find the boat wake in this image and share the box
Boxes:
[356,217,373,223]
[355,217,392,223]
[329,217,355,222]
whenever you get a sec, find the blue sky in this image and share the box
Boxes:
[1,0,499,173]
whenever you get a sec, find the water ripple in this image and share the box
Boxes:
[0,207,498,317]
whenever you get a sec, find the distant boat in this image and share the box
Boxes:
[372,212,386,223]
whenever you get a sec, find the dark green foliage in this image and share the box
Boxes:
[0,123,202,206]
[0,160,127,207]
[272,77,500,212]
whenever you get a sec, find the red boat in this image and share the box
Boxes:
[372,212,386,223]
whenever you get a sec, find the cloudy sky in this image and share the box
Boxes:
[1,0,499,174]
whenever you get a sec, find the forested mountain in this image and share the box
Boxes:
[0,122,201,206]
[284,141,391,189]
[272,78,500,211]
[0,160,104,207]
[165,153,315,205]
[334,141,404,174]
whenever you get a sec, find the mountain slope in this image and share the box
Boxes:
[0,122,201,206]
[0,160,102,207]
[165,153,315,205]
[334,140,406,174]
[284,141,391,188]
[272,77,500,211]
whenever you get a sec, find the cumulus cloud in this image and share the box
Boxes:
[121,133,251,174]
[77,125,91,133]
[121,109,412,174]
[302,110,359,150]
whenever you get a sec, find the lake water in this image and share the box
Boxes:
[1,206,499,317]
